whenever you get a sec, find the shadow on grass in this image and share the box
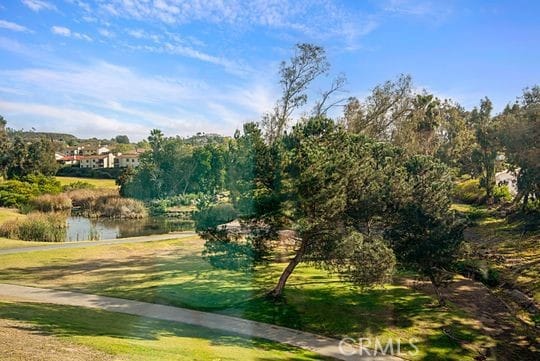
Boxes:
[0,301,331,361]
[0,249,508,360]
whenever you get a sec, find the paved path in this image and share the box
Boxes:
[0,284,401,361]
[0,232,197,255]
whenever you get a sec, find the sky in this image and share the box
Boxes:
[0,0,539,141]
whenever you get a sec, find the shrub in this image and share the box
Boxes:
[32,194,73,212]
[493,184,512,203]
[0,212,67,242]
[0,175,62,208]
[61,181,96,192]
[453,179,486,204]
[0,180,39,207]
[194,203,238,231]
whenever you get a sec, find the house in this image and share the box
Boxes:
[81,146,110,156]
[114,153,140,168]
[80,153,115,169]
[58,155,80,166]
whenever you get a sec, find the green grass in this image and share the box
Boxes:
[56,176,118,189]
[0,301,328,361]
[0,236,492,360]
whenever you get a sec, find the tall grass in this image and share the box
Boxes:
[65,189,147,219]
[0,212,67,242]
[31,194,72,212]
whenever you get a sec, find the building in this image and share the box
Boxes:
[81,146,110,156]
[114,153,140,168]
[79,153,116,169]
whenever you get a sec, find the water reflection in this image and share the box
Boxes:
[66,216,193,241]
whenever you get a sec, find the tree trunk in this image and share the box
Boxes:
[429,274,446,307]
[268,240,306,299]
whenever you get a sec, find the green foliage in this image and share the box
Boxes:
[115,134,130,144]
[328,232,396,287]
[453,179,486,204]
[119,131,227,199]
[498,86,540,208]
[194,203,238,232]
[0,175,62,207]
[61,180,96,192]
[493,184,512,203]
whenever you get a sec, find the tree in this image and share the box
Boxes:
[262,43,329,143]
[344,74,414,140]
[498,86,540,208]
[471,98,499,204]
[385,156,464,305]
[115,135,130,144]
[0,116,9,177]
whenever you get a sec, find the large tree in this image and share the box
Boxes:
[498,86,540,208]
[262,43,329,143]
[471,98,499,204]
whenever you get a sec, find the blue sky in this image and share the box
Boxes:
[0,0,539,140]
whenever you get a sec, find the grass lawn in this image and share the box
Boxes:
[0,301,328,361]
[0,236,493,360]
[56,176,118,189]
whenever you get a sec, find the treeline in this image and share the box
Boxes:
[0,117,59,179]
[119,130,228,199]
[118,44,538,301]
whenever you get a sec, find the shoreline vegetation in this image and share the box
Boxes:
[0,176,148,242]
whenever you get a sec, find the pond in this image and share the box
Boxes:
[66,216,194,242]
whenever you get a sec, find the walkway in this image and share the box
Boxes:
[0,284,402,361]
[0,231,197,255]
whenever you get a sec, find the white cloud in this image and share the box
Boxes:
[0,61,274,139]
[51,26,92,41]
[0,100,150,140]
[21,0,55,12]
[98,28,114,38]
[98,0,376,46]
[0,19,31,32]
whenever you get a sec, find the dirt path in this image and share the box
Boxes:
[0,283,402,361]
[0,231,197,255]
[402,276,539,360]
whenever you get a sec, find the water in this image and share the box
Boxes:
[66,216,194,241]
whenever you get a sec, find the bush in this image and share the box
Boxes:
[453,179,486,204]
[61,181,96,192]
[31,194,73,212]
[0,175,62,208]
[493,184,512,203]
[0,212,67,242]
[194,203,238,231]
[0,180,39,207]
[56,166,122,179]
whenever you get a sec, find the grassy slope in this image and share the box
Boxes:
[0,236,492,360]
[453,203,540,304]
[0,301,327,361]
[56,176,118,189]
